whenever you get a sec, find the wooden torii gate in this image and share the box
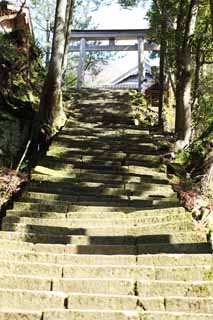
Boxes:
[69,29,160,92]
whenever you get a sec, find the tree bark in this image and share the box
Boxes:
[158,14,167,129]
[39,0,68,135]
[62,0,75,75]
[45,18,51,68]
[175,0,199,146]
[175,0,185,136]
[210,0,213,35]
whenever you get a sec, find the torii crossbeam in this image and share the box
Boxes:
[69,29,160,91]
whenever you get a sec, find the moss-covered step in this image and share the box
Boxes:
[31,172,169,185]
[53,279,135,295]
[0,289,66,311]
[164,297,213,313]
[0,259,62,277]
[138,312,213,320]
[137,254,213,266]
[0,249,137,265]
[26,179,173,195]
[62,265,212,281]
[3,211,193,226]
[12,201,70,213]
[43,310,213,320]
[0,274,51,291]
[138,280,213,297]
[137,243,212,254]
[43,309,139,320]
[0,311,42,320]
[66,294,162,311]
[1,218,198,236]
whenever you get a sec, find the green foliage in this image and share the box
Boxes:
[117,0,140,8]
[193,71,213,136]
[129,90,158,126]
[0,29,44,115]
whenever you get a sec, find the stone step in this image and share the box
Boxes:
[11,203,183,216]
[43,309,139,320]
[55,134,156,146]
[54,278,135,295]
[20,191,177,207]
[138,312,213,320]
[6,206,186,220]
[13,201,69,213]
[0,250,137,265]
[66,293,139,311]
[137,280,213,297]
[0,260,62,277]
[0,310,42,320]
[37,160,161,175]
[26,181,175,196]
[0,289,66,311]
[66,294,159,311]
[67,294,213,313]
[42,310,213,320]
[62,266,213,281]
[51,138,159,154]
[137,254,213,266]
[17,194,157,208]
[61,126,149,135]
[59,127,150,136]
[137,243,212,254]
[26,182,174,198]
[44,152,166,170]
[29,175,170,190]
[33,164,166,179]
[47,148,127,161]
[64,243,212,255]
[0,239,211,255]
[0,249,211,267]
[31,172,169,185]
[164,297,213,313]
[0,274,51,291]
[1,219,197,237]
[0,229,207,246]
[0,248,213,281]
[3,212,193,227]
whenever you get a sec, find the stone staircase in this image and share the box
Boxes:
[0,89,212,319]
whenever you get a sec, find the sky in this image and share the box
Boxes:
[90,2,158,69]
[92,2,149,29]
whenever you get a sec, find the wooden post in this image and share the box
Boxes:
[77,38,86,90]
[138,37,144,92]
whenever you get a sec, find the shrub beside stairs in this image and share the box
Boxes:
[0,89,212,319]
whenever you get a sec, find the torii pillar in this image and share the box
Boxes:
[138,37,145,92]
[77,38,86,90]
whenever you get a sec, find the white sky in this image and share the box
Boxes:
[90,2,158,68]
[92,2,149,29]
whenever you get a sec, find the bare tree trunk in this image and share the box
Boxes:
[175,0,199,147]
[62,0,75,75]
[158,15,167,129]
[192,20,209,109]
[210,0,213,35]
[45,18,51,68]
[39,0,68,135]
[175,0,185,136]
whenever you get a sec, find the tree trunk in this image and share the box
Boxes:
[62,0,75,75]
[210,0,213,35]
[175,0,185,136]
[175,0,199,146]
[39,0,68,136]
[45,18,51,68]
[192,20,209,109]
[158,15,167,129]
